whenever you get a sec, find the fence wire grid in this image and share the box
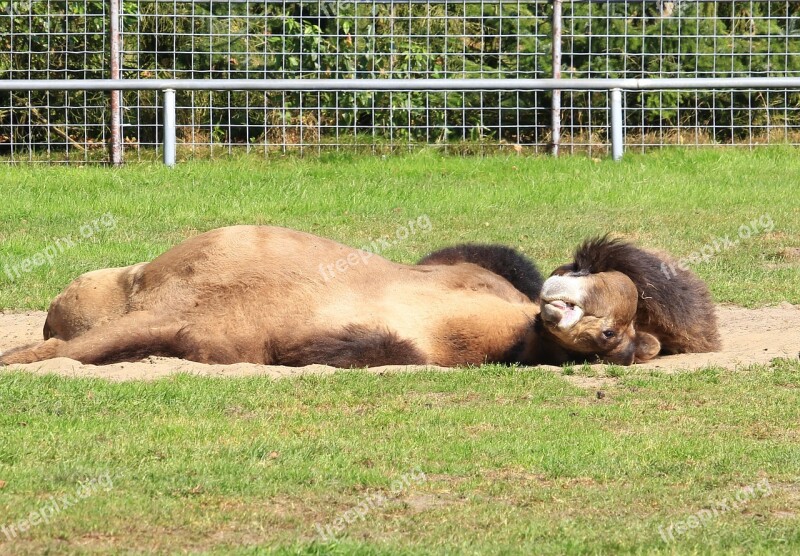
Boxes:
[1,0,799,163]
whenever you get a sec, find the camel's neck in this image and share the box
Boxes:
[515,315,574,366]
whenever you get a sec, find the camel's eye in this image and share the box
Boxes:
[602,330,616,339]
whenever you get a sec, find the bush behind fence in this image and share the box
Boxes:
[1,0,799,157]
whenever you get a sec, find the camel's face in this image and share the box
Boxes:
[539,269,660,365]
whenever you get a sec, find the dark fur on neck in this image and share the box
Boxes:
[560,235,720,353]
[418,244,544,302]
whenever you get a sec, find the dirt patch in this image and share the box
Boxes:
[634,302,800,372]
[1,304,798,382]
[780,247,800,261]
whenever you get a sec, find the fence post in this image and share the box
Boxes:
[109,0,122,166]
[610,88,623,161]
[163,89,176,167]
[551,0,563,157]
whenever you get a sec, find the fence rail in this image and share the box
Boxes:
[1,0,800,163]
[4,77,800,164]
[6,77,800,91]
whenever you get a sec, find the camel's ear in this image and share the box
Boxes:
[633,331,661,362]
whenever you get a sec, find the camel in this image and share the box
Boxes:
[0,227,718,368]
[416,243,544,302]
[539,236,721,361]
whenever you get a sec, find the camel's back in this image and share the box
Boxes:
[132,225,528,298]
[125,226,536,364]
[143,226,388,278]
[127,226,390,304]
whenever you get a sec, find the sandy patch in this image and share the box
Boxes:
[1,304,798,382]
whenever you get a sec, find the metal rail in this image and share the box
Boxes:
[4,78,800,92]
[4,77,799,165]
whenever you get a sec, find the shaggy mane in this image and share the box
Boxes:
[568,235,720,353]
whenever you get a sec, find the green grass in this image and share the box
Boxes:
[0,148,798,309]
[1,149,799,554]
[1,362,799,554]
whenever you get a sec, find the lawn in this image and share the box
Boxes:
[1,147,798,308]
[0,148,799,554]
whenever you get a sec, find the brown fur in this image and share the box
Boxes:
[1,226,541,368]
[0,228,719,368]
[546,236,721,360]
[418,244,544,301]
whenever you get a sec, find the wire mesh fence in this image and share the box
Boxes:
[558,0,800,153]
[118,0,549,158]
[1,0,799,163]
[0,0,110,161]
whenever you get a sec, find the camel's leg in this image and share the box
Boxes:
[1,312,185,366]
[1,338,67,365]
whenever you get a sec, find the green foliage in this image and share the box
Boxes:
[1,0,799,151]
[0,0,108,147]
[562,0,800,134]
[116,1,548,145]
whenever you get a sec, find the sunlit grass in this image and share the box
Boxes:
[0,360,799,553]
[0,149,799,553]
[1,148,798,309]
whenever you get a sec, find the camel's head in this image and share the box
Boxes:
[539,269,659,365]
[538,237,666,365]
